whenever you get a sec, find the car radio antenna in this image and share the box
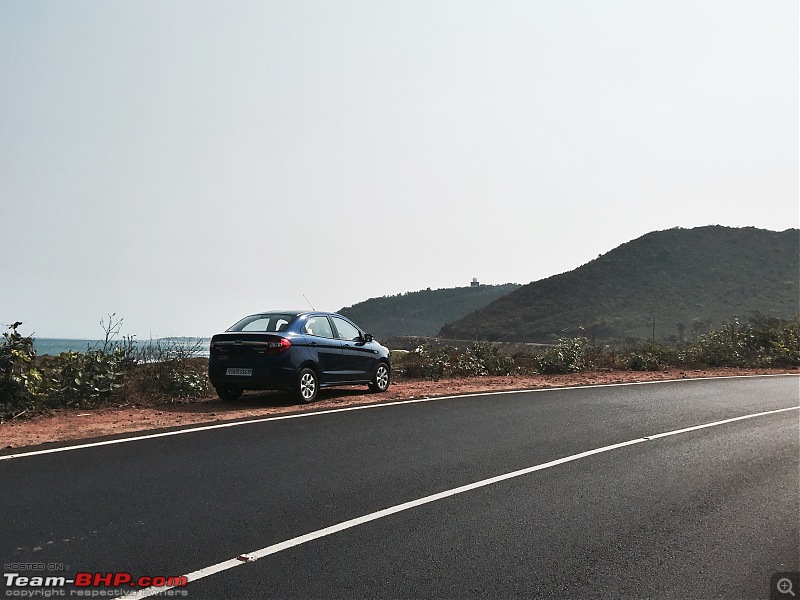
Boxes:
[302,294,316,311]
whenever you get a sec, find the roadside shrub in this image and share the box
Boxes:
[683,319,746,367]
[623,343,681,371]
[626,350,665,371]
[452,350,486,376]
[132,337,209,398]
[402,343,453,380]
[582,345,622,371]
[459,341,516,376]
[533,337,588,374]
[3,315,214,418]
[682,317,800,368]
[401,341,517,379]
[759,318,800,366]
[51,347,130,408]
[152,368,208,398]
[47,314,138,408]
[0,322,49,418]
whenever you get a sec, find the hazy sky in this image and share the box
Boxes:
[2,1,797,339]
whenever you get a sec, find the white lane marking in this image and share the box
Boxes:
[645,406,800,439]
[1,374,796,462]
[126,405,798,598]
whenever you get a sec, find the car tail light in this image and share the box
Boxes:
[265,338,291,354]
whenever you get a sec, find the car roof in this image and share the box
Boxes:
[250,311,342,317]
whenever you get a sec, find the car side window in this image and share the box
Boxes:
[331,316,361,341]
[303,316,334,339]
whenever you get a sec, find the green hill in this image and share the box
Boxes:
[438,226,800,343]
[339,283,520,340]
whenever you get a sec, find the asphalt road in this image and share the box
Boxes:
[2,376,798,599]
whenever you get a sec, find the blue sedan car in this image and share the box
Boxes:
[208,311,391,403]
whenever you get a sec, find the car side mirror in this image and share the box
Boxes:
[363,333,373,343]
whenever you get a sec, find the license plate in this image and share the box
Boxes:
[226,368,253,376]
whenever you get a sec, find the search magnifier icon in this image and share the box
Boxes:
[778,578,796,596]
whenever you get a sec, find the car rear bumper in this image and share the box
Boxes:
[208,360,297,390]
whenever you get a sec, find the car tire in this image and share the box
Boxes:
[368,362,391,393]
[215,385,243,402]
[296,368,318,403]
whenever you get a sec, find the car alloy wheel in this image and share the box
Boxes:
[369,362,390,393]
[297,368,318,403]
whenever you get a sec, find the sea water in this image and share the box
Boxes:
[33,338,211,357]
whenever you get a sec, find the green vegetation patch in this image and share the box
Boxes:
[0,316,209,420]
[396,316,799,379]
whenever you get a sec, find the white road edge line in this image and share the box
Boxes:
[126,405,799,598]
[1,374,796,462]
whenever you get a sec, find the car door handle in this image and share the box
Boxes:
[310,342,318,347]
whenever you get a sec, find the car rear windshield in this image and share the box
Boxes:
[227,313,297,333]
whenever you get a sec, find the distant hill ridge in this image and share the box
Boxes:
[339,283,520,340]
[438,226,799,343]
